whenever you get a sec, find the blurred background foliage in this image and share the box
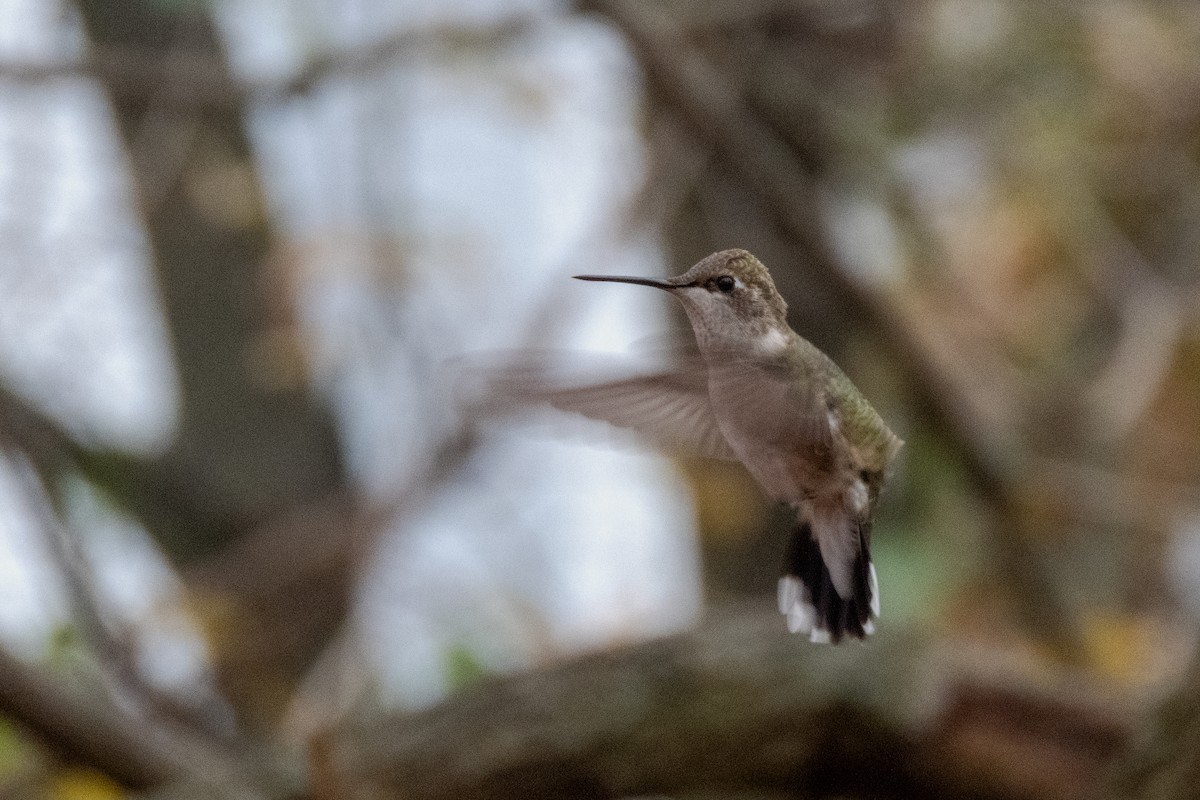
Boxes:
[1,0,1200,798]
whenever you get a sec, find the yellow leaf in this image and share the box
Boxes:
[1082,612,1162,686]
[50,768,123,800]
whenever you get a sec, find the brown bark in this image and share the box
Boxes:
[72,0,348,726]
[0,647,185,789]
[0,603,1132,800]
[0,648,283,794]
[343,610,1125,800]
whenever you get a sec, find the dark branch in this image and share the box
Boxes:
[0,647,186,789]
[0,14,536,110]
[0,643,299,794]
[344,609,1126,800]
[9,455,248,751]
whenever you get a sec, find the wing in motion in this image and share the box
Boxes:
[481,355,738,461]
[532,369,738,461]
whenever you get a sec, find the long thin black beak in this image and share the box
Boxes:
[573,274,679,291]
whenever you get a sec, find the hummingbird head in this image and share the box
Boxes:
[575,249,790,355]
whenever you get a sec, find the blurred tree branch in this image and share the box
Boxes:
[0,646,185,789]
[10,454,242,749]
[344,608,1126,800]
[0,384,84,474]
[0,645,285,795]
[0,605,1131,800]
[0,14,536,110]
[0,395,294,793]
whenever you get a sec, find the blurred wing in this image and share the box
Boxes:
[529,369,739,461]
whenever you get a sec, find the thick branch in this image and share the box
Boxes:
[344,609,1125,800]
[0,648,186,789]
[0,385,83,473]
[0,646,302,796]
[347,613,923,799]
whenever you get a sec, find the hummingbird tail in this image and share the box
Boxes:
[778,520,877,643]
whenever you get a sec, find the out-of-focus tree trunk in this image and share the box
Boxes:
[72,0,350,727]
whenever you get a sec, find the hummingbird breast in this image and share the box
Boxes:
[706,359,850,506]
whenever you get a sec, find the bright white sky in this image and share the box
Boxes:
[0,0,700,707]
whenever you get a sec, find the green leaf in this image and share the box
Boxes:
[443,644,489,692]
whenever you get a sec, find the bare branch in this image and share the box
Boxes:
[8,454,250,754]
[1083,281,1183,446]
[0,646,186,789]
[0,640,298,795]
[343,609,1127,800]
[0,385,83,474]
[0,14,538,110]
[0,454,292,794]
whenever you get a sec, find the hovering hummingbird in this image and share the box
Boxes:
[549,249,902,642]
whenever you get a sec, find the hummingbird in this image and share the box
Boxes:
[552,249,902,642]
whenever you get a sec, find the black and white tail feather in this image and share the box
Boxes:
[778,517,879,643]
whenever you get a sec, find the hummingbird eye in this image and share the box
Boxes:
[715,275,736,293]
